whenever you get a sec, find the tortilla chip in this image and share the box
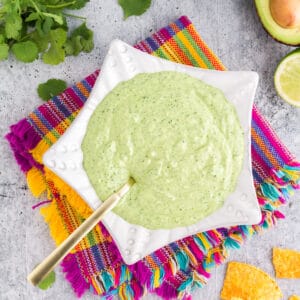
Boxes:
[273,248,300,278]
[289,296,300,300]
[221,261,283,300]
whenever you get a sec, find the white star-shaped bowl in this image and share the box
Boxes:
[43,40,260,265]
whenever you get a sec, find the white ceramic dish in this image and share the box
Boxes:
[43,40,261,265]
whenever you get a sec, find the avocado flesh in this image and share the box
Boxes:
[255,0,300,46]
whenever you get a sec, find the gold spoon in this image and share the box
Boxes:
[27,178,135,286]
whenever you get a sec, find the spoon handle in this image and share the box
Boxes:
[27,178,134,286]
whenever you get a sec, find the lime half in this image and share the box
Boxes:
[274,48,300,107]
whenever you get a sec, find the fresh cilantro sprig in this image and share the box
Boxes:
[38,78,67,100]
[0,0,94,64]
[118,0,152,19]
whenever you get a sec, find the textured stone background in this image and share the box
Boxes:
[0,1,299,299]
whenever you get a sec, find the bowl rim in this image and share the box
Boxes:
[43,39,261,265]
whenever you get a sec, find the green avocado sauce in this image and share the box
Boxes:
[82,71,244,229]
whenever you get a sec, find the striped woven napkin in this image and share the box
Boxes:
[6,16,300,299]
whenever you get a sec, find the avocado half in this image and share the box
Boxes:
[255,0,300,46]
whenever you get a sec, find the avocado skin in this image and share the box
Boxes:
[254,1,300,46]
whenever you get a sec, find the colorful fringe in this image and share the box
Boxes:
[6,16,300,299]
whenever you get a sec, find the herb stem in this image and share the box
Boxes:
[63,12,87,20]
[29,0,41,14]
[18,32,32,42]
[46,1,76,9]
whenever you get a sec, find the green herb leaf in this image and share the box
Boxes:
[42,12,64,25]
[0,43,9,61]
[42,17,54,34]
[37,271,56,290]
[42,28,67,65]
[118,0,151,19]
[35,19,44,37]
[30,31,49,52]
[25,12,40,22]
[0,35,5,44]
[11,41,39,63]
[65,22,93,56]
[38,78,67,101]
[5,12,22,39]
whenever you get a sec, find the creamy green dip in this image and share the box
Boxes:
[82,71,244,229]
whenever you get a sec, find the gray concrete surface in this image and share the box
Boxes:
[1,1,300,299]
